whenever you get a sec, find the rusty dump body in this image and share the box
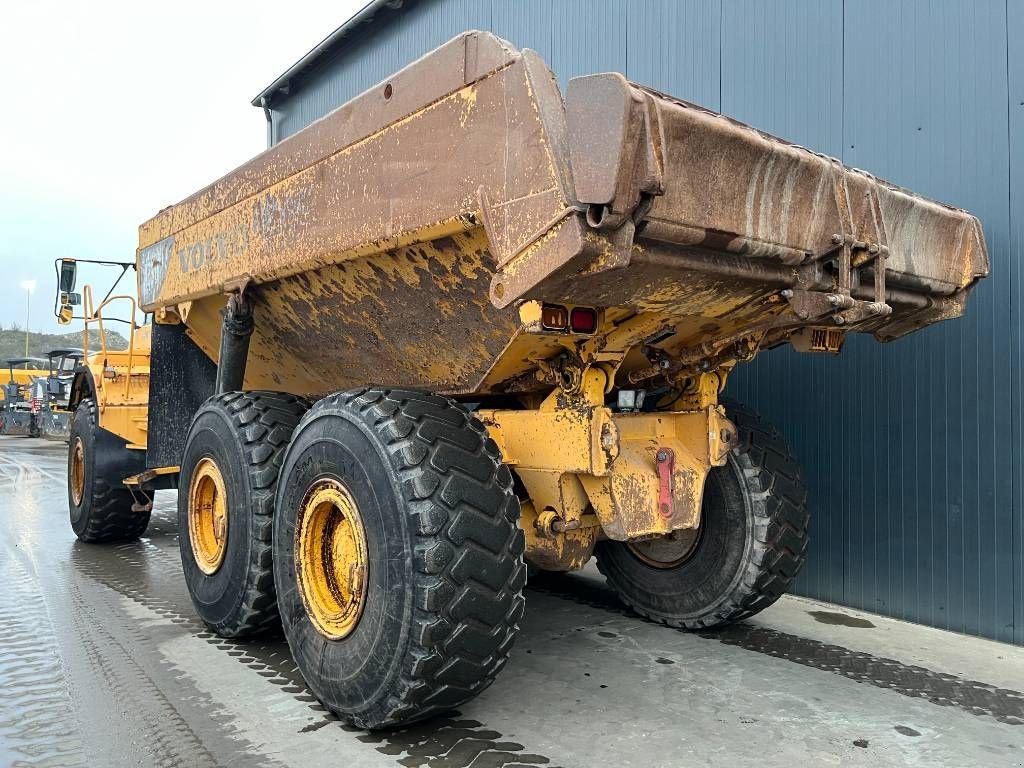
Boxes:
[111,30,991,725]
[134,30,987,561]
[136,31,988,401]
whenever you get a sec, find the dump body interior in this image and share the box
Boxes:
[136,31,988,400]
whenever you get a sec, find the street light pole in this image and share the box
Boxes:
[19,280,36,357]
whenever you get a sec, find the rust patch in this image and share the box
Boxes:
[136,31,986,404]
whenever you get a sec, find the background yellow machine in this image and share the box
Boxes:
[1,359,47,397]
[1,358,47,435]
[56,32,988,729]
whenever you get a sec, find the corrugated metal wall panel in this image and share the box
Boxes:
[275,17,405,139]
[262,0,1019,644]
[845,0,1010,641]
[349,15,405,106]
[625,0,721,110]
[392,0,490,66]
[547,0,626,86]
[490,0,553,61]
[719,0,842,153]
[1009,0,1024,647]
[733,0,1013,642]
[720,0,844,605]
[273,0,483,140]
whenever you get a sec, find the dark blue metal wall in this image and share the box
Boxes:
[728,0,1016,646]
[266,0,1022,645]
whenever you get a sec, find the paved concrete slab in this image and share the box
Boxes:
[1,435,1022,767]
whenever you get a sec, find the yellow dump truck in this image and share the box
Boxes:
[57,32,988,729]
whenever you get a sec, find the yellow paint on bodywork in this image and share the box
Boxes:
[87,336,151,449]
[669,370,731,411]
[480,400,737,558]
[519,499,598,572]
[476,406,618,476]
[76,289,152,450]
[580,407,736,541]
[191,227,523,399]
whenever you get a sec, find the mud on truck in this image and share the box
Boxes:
[55,32,988,729]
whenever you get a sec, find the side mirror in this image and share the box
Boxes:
[61,291,81,307]
[57,305,74,325]
[59,259,77,293]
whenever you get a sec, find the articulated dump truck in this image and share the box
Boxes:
[59,32,988,728]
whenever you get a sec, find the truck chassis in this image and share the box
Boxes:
[57,32,987,729]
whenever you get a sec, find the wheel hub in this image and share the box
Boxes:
[628,527,701,569]
[70,437,86,507]
[295,479,368,640]
[188,457,229,575]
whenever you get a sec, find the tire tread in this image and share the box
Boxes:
[298,387,524,729]
[187,390,308,638]
[71,399,149,543]
[597,398,809,630]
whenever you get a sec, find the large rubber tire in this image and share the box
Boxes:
[273,388,526,730]
[595,400,809,629]
[68,399,149,543]
[178,391,308,638]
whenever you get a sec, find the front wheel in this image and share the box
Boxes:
[595,400,808,629]
[68,399,148,543]
[274,388,525,730]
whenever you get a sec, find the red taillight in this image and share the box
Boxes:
[570,307,597,334]
[541,304,568,331]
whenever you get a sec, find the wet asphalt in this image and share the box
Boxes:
[1,435,1023,767]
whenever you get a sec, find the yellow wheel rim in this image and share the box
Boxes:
[70,437,86,506]
[295,479,369,640]
[188,457,229,575]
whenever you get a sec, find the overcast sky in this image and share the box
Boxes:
[0,1,364,333]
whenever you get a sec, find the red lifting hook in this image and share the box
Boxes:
[656,447,675,519]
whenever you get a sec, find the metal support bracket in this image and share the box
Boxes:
[795,163,894,327]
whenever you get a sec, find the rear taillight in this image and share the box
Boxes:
[570,307,597,334]
[537,303,599,335]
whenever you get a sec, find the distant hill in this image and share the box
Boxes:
[0,325,128,361]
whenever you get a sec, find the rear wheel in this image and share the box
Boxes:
[595,400,808,629]
[68,399,149,543]
[274,388,525,729]
[178,391,308,638]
